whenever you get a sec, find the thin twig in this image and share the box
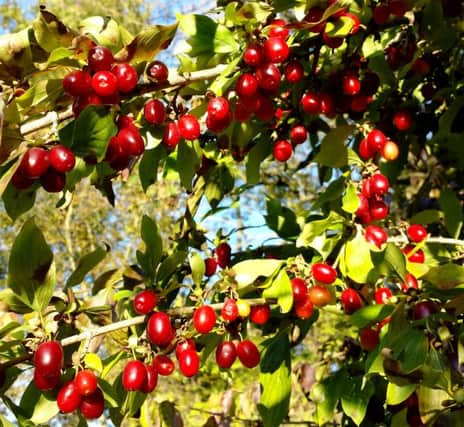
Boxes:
[388,236,464,246]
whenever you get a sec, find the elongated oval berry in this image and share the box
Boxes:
[178,349,200,377]
[393,110,412,131]
[79,387,104,419]
[88,45,114,72]
[153,355,175,376]
[359,328,379,351]
[207,96,230,122]
[141,364,158,393]
[178,114,200,140]
[49,145,75,173]
[34,341,63,378]
[63,70,92,97]
[381,140,399,161]
[308,285,332,308]
[291,277,308,304]
[369,200,389,221]
[412,301,439,320]
[216,341,237,368]
[367,129,387,151]
[369,173,390,195]
[301,92,321,115]
[255,63,281,92]
[290,125,307,145]
[341,288,363,314]
[365,225,388,248]
[34,368,60,391]
[263,37,290,63]
[295,296,314,319]
[20,147,49,179]
[359,138,375,160]
[250,304,271,325]
[57,381,81,413]
[91,71,118,97]
[375,287,393,304]
[119,128,145,157]
[215,242,231,268]
[237,340,260,368]
[193,305,216,334]
[402,273,418,292]
[402,245,425,263]
[147,312,175,347]
[312,263,337,284]
[235,73,258,98]
[175,338,196,360]
[75,369,98,397]
[112,63,138,93]
[244,43,263,67]
[41,169,66,193]
[122,360,147,391]
[407,224,427,243]
[221,298,239,322]
[147,60,169,83]
[163,122,181,149]
[284,60,304,84]
[273,140,293,162]
[144,99,166,125]
[133,289,158,315]
[205,257,218,276]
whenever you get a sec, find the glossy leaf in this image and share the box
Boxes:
[349,304,394,329]
[189,252,205,286]
[341,229,374,283]
[136,215,163,279]
[262,269,293,313]
[233,259,283,289]
[314,125,354,168]
[341,376,374,426]
[65,244,109,289]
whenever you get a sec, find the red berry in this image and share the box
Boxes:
[250,304,271,325]
[112,63,138,93]
[319,92,335,117]
[57,381,82,413]
[269,19,289,39]
[402,245,425,263]
[365,225,388,248]
[20,147,49,179]
[294,296,314,319]
[402,273,419,292]
[75,370,98,397]
[175,339,196,360]
[322,31,344,49]
[178,349,200,377]
[341,288,363,314]
[367,129,387,151]
[72,93,102,117]
[237,340,260,368]
[407,224,427,243]
[34,369,60,391]
[133,289,158,315]
[141,364,158,393]
[361,72,380,96]
[34,341,63,378]
[393,110,412,131]
[255,95,275,122]
[263,37,290,63]
[312,263,337,284]
[63,70,92,97]
[308,285,332,308]
[147,60,169,83]
[234,100,252,122]
[370,173,390,196]
[162,122,181,149]
[221,298,239,322]
[207,96,230,122]
[359,138,376,160]
[235,73,258,98]
[373,4,390,25]
[119,128,145,157]
[122,360,147,391]
[147,312,175,347]
[359,328,380,351]
[153,355,175,376]
[91,71,118,97]
[178,114,201,140]
[79,387,104,419]
[216,341,237,369]
[41,168,66,193]
[369,200,389,221]
[273,140,293,162]
[389,0,408,17]
[301,92,321,115]
[193,305,216,334]
[144,99,166,125]
[304,7,325,33]
[342,74,361,96]
[49,145,75,173]
[291,278,308,304]
[255,63,281,92]
[412,301,439,320]
[205,257,218,276]
[290,125,307,145]
[375,287,393,304]
[284,60,304,84]
[243,43,263,67]
[215,243,231,268]
[206,111,233,133]
[88,45,114,72]
[11,170,35,190]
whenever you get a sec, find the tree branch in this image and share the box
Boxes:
[18,64,227,137]
[388,236,464,246]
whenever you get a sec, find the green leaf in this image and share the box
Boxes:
[258,334,291,427]
[410,209,444,225]
[349,304,394,329]
[0,28,34,84]
[78,16,127,51]
[178,14,239,56]
[139,145,166,192]
[177,140,201,191]
[233,259,283,288]
[424,264,464,289]
[265,198,300,240]
[325,15,354,37]
[71,105,118,161]
[386,383,415,406]
[115,23,178,63]
[204,164,234,208]
[341,229,374,283]
[65,244,109,289]
[136,215,163,279]
[2,183,36,221]
[314,125,354,168]
[246,136,271,184]
[297,211,345,248]
[20,381,59,425]
[157,249,188,284]
[32,8,74,53]
[439,188,463,238]
[342,181,359,214]
[341,377,374,426]
[398,329,428,373]
[417,386,451,425]
[84,352,103,373]
[8,218,55,312]
[189,252,205,286]
[368,52,395,87]
[0,289,33,314]
[371,243,407,281]
[262,269,293,313]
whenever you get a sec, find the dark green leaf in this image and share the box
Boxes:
[424,264,464,289]
[136,215,163,279]
[262,269,293,313]
[139,145,166,192]
[349,304,394,329]
[314,125,354,168]
[205,164,234,208]
[410,210,443,225]
[439,188,463,238]
[265,197,300,240]
[371,243,406,281]
[341,377,374,426]
[157,249,188,284]
[177,140,201,191]
[2,183,37,221]
[246,135,271,184]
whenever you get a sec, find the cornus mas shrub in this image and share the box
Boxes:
[0,0,463,425]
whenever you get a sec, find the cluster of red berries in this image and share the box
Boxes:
[12,144,76,192]
[63,45,138,117]
[402,224,428,264]
[204,242,232,276]
[356,171,390,224]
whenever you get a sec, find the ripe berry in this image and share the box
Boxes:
[291,278,308,304]
[34,341,63,378]
[221,298,239,322]
[175,339,196,360]
[11,170,35,190]
[112,63,138,93]
[153,355,175,376]
[41,168,66,193]
[34,369,60,391]
[359,138,376,160]
[367,129,387,151]
[269,19,289,39]
[273,140,293,162]
[237,340,260,368]
[255,95,275,121]
[20,147,49,179]
[373,4,390,25]
[294,296,314,319]
[290,125,307,145]
[193,305,216,334]
[250,304,271,325]
[375,287,393,304]
[243,43,263,67]
[207,96,230,122]
[91,71,118,97]
[133,289,158,315]
[301,92,321,115]
[49,145,75,173]
[359,328,380,351]
[255,63,281,92]
[361,72,380,96]
[370,173,390,196]
[57,381,82,413]
[263,37,290,63]
[142,364,158,393]
[88,45,114,72]
[389,0,408,17]
[216,341,237,369]
[304,7,325,33]
[365,225,388,248]
[206,110,233,132]
[312,263,337,285]
[284,60,304,84]
[72,93,102,117]
[308,285,332,307]
[393,110,412,131]
[178,349,200,377]
[63,70,92,97]
[122,360,147,391]
[147,60,169,83]
[205,257,218,276]
[163,122,181,149]
[75,370,98,397]
[342,74,361,96]
[402,245,425,264]
[235,73,259,98]
[369,200,389,221]
[407,224,427,243]
[381,140,399,161]
[402,273,419,292]
[144,99,166,125]
[147,312,175,347]
[320,93,335,117]
[79,387,104,419]
[234,100,252,122]
[341,288,363,314]
[119,128,145,156]
[178,114,201,140]
[322,31,343,49]
[215,242,231,268]
[412,301,439,320]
